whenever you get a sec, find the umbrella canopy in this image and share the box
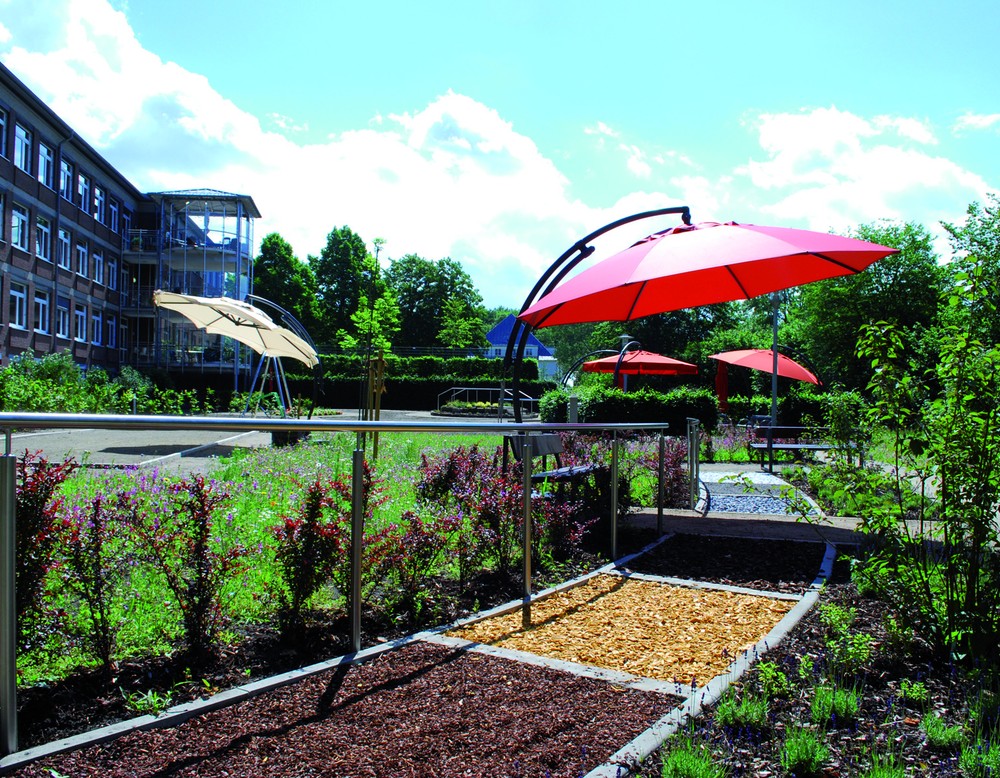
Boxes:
[519,221,899,329]
[582,350,698,376]
[153,291,319,367]
[709,349,820,385]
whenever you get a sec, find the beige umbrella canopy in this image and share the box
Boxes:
[152,291,319,368]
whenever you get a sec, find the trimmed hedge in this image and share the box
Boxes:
[292,354,540,382]
[539,385,718,433]
[287,377,556,411]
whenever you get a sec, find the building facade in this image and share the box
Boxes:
[0,60,258,384]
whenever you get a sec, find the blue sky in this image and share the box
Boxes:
[1,0,997,307]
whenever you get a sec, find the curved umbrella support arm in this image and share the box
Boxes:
[505,206,691,422]
[559,349,619,389]
[613,340,642,390]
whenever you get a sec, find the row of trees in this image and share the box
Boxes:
[252,197,998,408]
[252,228,511,354]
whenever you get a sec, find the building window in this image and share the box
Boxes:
[9,283,27,329]
[34,290,50,334]
[37,142,54,188]
[14,124,31,173]
[57,228,71,269]
[109,198,119,233]
[0,108,6,158]
[76,241,88,277]
[93,185,105,223]
[74,304,87,342]
[91,311,102,345]
[106,315,117,348]
[77,173,91,215]
[11,203,29,251]
[35,215,52,261]
[107,259,118,290]
[0,191,4,241]
[56,297,70,338]
[93,252,104,285]
[60,159,74,201]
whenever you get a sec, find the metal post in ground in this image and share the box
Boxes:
[1,454,17,756]
[350,440,364,654]
[609,432,619,560]
[657,432,666,535]
[687,418,700,510]
[521,437,532,630]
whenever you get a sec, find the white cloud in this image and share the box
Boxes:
[737,107,993,237]
[954,112,1000,133]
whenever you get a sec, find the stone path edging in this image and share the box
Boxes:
[584,541,837,778]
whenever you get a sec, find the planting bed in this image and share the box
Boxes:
[9,534,827,776]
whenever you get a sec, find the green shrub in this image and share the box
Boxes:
[661,739,728,778]
[810,684,859,726]
[959,739,1000,778]
[713,691,769,730]
[756,660,791,699]
[780,726,829,776]
[921,713,964,750]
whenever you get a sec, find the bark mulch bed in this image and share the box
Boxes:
[6,534,828,777]
[448,574,794,685]
[11,642,681,778]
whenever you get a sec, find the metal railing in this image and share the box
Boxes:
[436,386,539,417]
[0,412,672,756]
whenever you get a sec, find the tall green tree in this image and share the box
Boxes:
[252,233,319,337]
[311,226,375,346]
[384,255,484,349]
[437,295,487,350]
[786,221,942,390]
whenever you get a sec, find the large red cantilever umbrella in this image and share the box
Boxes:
[709,349,819,413]
[518,219,898,422]
[519,221,898,328]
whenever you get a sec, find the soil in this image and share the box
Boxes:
[5,533,978,777]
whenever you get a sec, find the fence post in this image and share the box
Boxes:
[350,439,364,654]
[610,432,619,560]
[686,418,700,510]
[521,437,532,630]
[657,431,665,535]
[1,454,17,756]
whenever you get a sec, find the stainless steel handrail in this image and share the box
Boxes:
[0,412,670,756]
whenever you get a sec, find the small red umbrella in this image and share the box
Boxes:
[582,350,698,376]
[709,349,820,385]
[710,349,819,416]
[519,221,899,329]
[583,349,697,389]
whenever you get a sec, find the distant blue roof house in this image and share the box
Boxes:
[485,314,554,359]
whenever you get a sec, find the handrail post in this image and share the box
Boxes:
[521,438,532,630]
[657,431,665,535]
[350,443,364,654]
[610,432,619,560]
[687,418,700,510]
[1,454,17,756]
